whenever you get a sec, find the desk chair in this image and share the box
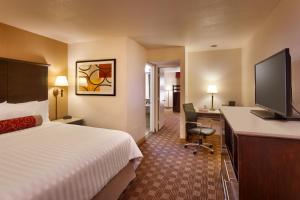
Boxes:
[183,103,215,154]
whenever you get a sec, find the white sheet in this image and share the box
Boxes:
[0,122,143,200]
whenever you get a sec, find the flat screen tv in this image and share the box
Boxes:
[251,48,293,120]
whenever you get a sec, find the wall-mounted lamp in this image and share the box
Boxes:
[53,76,68,119]
[207,85,218,110]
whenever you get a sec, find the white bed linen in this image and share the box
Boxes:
[0,122,143,200]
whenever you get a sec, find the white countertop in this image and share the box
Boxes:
[221,106,300,139]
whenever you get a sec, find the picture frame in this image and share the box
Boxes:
[75,59,116,96]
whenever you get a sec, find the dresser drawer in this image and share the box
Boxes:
[221,149,239,200]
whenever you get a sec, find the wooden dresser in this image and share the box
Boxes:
[220,106,300,200]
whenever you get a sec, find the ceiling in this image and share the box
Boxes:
[160,67,180,73]
[151,60,180,68]
[0,0,280,51]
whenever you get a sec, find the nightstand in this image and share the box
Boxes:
[53,117,84,125]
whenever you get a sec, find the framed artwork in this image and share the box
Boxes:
[76,59,116,96]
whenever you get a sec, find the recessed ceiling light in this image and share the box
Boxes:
[210,44,218,48]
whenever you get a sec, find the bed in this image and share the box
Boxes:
[0,57,142,200]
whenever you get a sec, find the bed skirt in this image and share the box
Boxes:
[92,160,136,200]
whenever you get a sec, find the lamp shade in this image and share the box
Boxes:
[79,77,88,87]
[54,76,68,86]
[207,85,218,94]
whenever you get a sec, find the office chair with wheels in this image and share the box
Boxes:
[183,103,215,154]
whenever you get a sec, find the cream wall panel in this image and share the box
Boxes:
[188,49,242,109]
[126,39,147,141]
[68,37,128,132]
[241,0,300,110]
[68,37,146,142]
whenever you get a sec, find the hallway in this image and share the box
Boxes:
[120,111,224,200]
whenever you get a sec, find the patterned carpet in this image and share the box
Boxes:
[120,110,224,200]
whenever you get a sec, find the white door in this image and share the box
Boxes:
[158,69,165,129]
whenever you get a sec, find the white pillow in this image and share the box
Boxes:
[0,101,7,120]
[0,101,37,120]
[36,100,50,122]
[0,100,49,122]
[0,101,7,112]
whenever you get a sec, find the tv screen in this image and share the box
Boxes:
[255,49,291,117]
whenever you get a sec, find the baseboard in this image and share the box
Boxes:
[137,130,157,146]
[137,136,146,146]
[145,131,153,138]
[178,138,187,144]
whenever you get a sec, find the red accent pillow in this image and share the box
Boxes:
[0,115,43,134]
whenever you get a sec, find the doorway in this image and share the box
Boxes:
[146,61,181,133]
[158,66,181,129]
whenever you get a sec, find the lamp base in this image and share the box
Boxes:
[53,88,59,120]
[210,93,215,111]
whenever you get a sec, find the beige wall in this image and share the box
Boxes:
[68,37,146,142]
[0,23,68,120]
[187,49,242,109]
[146,47,186,139]
[126,39,147,141]
[241,0,300,110]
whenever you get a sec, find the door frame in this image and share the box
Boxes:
[157,67,165,130]
[150,62,181,132]
[147,63,161,132]
[154,64,160,131]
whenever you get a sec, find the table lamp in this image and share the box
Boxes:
[53,76,68,119]
[207,85,218,111]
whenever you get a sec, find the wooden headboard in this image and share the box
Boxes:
[0,57,49,103]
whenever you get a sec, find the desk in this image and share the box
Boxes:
[197,109,221,120]
[220,106,300,200]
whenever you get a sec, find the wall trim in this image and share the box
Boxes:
[137,136,146,146]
